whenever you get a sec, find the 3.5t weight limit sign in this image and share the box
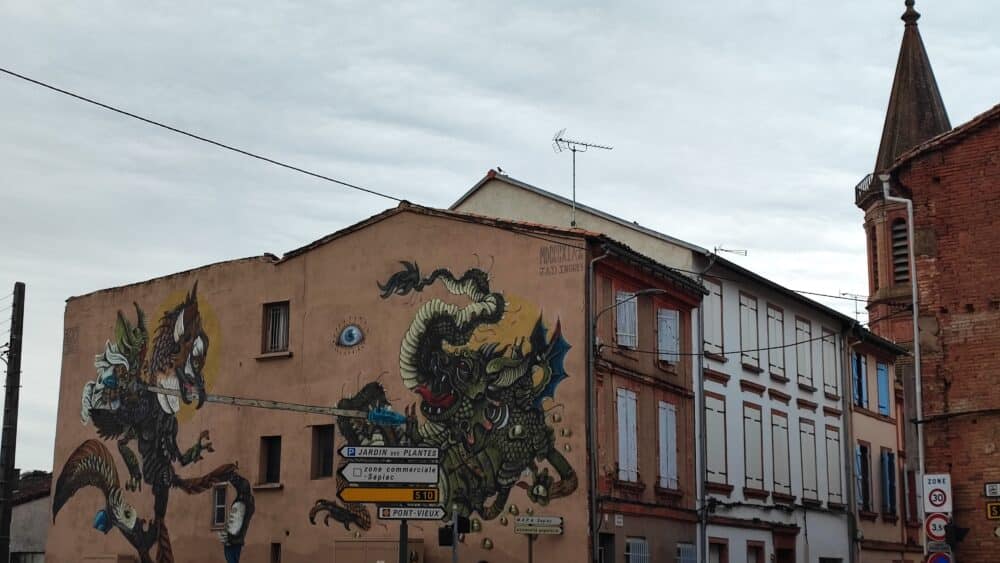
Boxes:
[925,512,948,542]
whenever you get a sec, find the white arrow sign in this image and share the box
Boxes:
[377,506,447,520]
[515,516,563,527]
[515,525,563,535]
[339,446,439,459]
[341,462,439,484]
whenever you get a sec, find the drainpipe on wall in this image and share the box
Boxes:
[587,248,610,563]
[840,325,859,563]
[879,173,925,553]
[695,304,707,563]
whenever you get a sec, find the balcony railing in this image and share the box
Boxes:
[854,172,879,207]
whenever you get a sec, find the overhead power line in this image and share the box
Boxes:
[0,66,402,203]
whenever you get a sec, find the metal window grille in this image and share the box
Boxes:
[676,543,696,563]
[263,302,289,353]
[625,538,650,563]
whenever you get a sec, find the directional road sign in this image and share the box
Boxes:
[377,506,447,521]
[925,512,948,542]
[337,487,439,504]
[923,474,952,513]
[515,525,563,535]
[338,446,439,460]
[339,462,439,485]
[515,516,563,527]
[987,502,1000,520]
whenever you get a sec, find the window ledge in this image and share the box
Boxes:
[704,351,728,363]
[859,509,878,521]
[852,406,895,423]
[801,497,822,508]
[611,347,639,362]
[797,382,817,393]
[772,492,797,504]
[255,350,292,361]
[743,487,770,501]
[655,361,681,376]
[706,482,734,496]
[654,485,684,500]
[253,482,284,491]
[827,501,846,511]
[741,363,764,375]
[824,392,841,402]
[613,478,646,493]
[769,372,789,384]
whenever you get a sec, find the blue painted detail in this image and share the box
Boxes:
[534,320,571,408]
[368,407,407,426]
[927,553,951,563]
[93,509,111,533]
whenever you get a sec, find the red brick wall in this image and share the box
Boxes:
[895,117,1000,561]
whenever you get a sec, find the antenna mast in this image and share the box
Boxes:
[553,129,612,226]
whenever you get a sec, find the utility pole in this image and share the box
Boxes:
[552,129,613,227]
[0,282,25,562]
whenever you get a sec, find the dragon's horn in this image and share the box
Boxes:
[53,440,121,521]
[188,281,198,302]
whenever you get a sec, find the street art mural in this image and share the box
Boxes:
[311,261,578,532]
[53,284,254,563]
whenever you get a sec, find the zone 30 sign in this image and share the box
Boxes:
[923,474,953,513]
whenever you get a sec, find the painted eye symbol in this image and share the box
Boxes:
[337,324,365,347]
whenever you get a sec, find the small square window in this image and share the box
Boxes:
[262,302,289,353]
[312,425,336,479]
[260,435,282,484]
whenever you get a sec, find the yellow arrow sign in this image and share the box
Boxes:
[337,487,439,504]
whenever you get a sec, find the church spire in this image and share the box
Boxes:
[874,0,951,172]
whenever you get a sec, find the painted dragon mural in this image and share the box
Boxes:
[53,284,254,563]
[311,262,578,530]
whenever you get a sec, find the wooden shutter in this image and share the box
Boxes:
[771,414,791,495]
[615,291,637,348]
[822,329,837,395]
[659,401,678,488]
[744,405,764,489]
[767,306,784,376]
[657,309,680,363]
[800,421,817,499]
[739,294,759,366]
[704,280,723,354]
[826,427,843,503]
[877,363,890,415]
[617,389,629,480]
[705,395,727,483]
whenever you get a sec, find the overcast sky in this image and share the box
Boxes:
[2,1,997,471]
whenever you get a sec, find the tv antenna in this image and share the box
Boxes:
[552,129,613,226]
[714,246,748,256]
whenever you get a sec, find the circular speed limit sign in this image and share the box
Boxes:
[929,488,948,508]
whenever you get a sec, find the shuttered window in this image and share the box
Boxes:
[877,362,891,416]
[616,291,638,348]
[739,293,759,367]
[743,404,764,489]
[800,419,818,500]
[826,426,842,504]
[657,309,680,363]
[617,388,638,482]
[658,401,678,489]
[881,449,897,515]
[892,219,909,284]
[795,318,812,386]
[821,329,838,396]
[856,443,872,511]
[869,227,880,291]
[771,413,791,496]
[705,395,728,484]
[852,352,868,408]
[767,305,784,377]
[704,280,723,355]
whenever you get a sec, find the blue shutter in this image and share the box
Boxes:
[852,354,861,404]
[877,363,890,415]
[888,451,897,515]
[860,358,869,408]
[880,451,890,512]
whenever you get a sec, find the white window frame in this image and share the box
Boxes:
[705,394,728,484]
[211,484,227,527]
[800,419,818,500]
[616,291,638,348]
[617,388,638,482]
[657,308,681,363]
[263,301,290,353]
[766,305,785,377]
[771,412,791,496]
[704,280,723,355]
[658,401,678,489]
[739,293,760,367]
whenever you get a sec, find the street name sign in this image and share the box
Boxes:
[515,516,563,527]
[986,482,1000,498]
[926,541,951,554]
[987,502,1000,520]
[923,474,953,513]
[925,512,948,542]
[515,525,563,535]
[340,462,439,484]
[377,506,447,521]
[338,446,439,460]
[337,487,439,504]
